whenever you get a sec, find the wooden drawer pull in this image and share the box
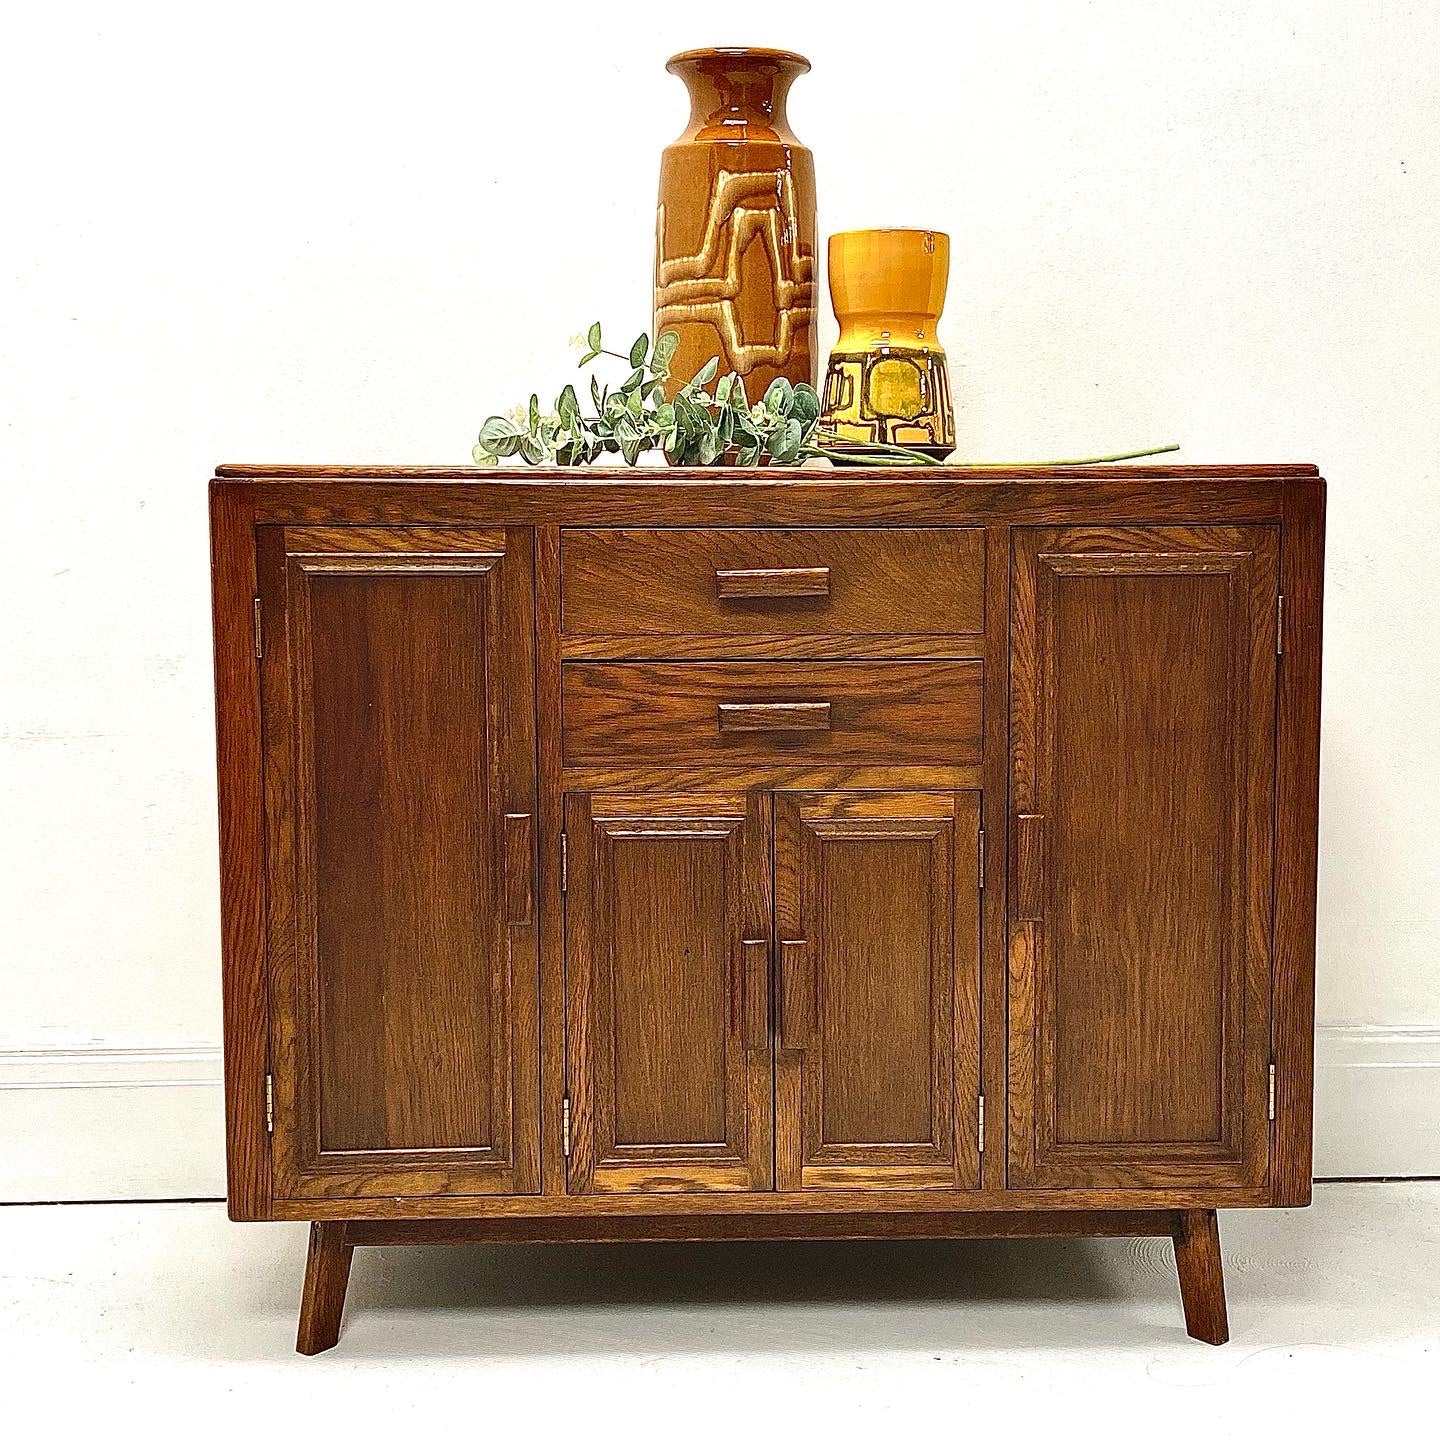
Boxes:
[503,813,533,925]
[715,566,831,600]
[740,939,770,1051]
[1013,812,1046,921]
[716,701,832,734]
[779,938,813,1049]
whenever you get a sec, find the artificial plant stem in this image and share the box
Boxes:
[963,443,1181,467]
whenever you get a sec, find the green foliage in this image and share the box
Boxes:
[473,322,941,469]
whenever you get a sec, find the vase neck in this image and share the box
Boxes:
[667,47,809,144]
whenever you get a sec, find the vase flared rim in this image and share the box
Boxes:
[830,228,950,241]
[666,46,811,74]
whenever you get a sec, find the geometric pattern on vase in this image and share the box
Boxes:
[655,168,815,378]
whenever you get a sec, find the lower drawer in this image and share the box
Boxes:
[561,661,984,767]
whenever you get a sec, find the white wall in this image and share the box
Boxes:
[3,0,1437,1198]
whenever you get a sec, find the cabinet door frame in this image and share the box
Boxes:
[563,790,774,1194]
[1008,525,1277,1191]
[774,790,983,1192]
[260,525,539,1199]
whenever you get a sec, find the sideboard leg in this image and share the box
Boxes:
[296,1221,353,1355]
[1171,1209,1229,1345]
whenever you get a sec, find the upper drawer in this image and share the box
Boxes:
[560,529,985,638]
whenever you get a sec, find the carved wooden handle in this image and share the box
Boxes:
[779,938,813,1049]
[1013,812,1046,921]
[717,702,832,734]
[715,566,831,600]
[503,813,533,925]
[740,939,770,1051]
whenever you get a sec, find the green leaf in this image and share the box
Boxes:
[766,417,803,462]
[692,355,720,389]
[478,415,518,447]
[587,321,602,352]
[472,442,494,464]
[590,375,604,412]
[737,442,760,466]
[490,433,522,458]
[629,333,649,368]
[621,366,645,393]
[714,373,733,407]
[620,433,644,466]
[789,383,821,429]
[654,403,675,429]
[558,384,579,425]
[578,350,600,367]
[764,377,794,417]
[644,378,667,402]
[653,330,680,371]
[697,430,721,465]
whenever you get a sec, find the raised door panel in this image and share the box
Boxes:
[564,792,773,1193]
[260,527,539,1198]
[1009,526,1277,1190]
[775,792,982,1191]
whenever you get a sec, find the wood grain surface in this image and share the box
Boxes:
[1008,526,1278,1191]
[774,791,981,1192]
[562,660,983,767]
[561,527,984,637]
[209,463,1323,1351]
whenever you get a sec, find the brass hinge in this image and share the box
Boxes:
[560,832,568,893]
[562,1095,571,1157]
[1268,1062,1276,1121]
[253,598,263,660]
[977,828,986,890]
[1276,594,1285,656]
[265,1073,274,1134]
[977,1094,986,1153]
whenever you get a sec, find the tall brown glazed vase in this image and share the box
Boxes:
[655,47,817,398]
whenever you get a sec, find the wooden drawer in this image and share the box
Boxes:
[561,661,983,767]
[560,529,985,638]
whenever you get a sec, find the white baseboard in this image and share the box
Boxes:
[1314,1025,1440,1178]
[0,1046,226,1202]
[2,1028,1437,1201]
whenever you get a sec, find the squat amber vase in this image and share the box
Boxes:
[655,47,817,398]
[820,228,955,455]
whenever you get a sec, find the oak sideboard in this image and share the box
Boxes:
[209,463,1324,1352]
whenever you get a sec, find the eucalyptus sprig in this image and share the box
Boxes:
[473,321,937,468]
[472,321,1181,470]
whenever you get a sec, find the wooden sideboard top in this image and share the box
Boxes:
[215,462,1321,481]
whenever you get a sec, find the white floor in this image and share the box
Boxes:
[1,1182,1435,1436]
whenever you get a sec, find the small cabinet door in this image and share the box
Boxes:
[775,792,982,1191]
[564,792,774,1193]
[260,526,539,1199]
[1008,526,1278,1190]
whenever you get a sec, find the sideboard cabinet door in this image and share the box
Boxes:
[1008,526,1278,1191]
[775,792,982,1191]
[564,792,774,1194]
[260,527,539,1198]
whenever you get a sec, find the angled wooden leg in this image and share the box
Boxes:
[297,1221,353,1355]
[1172,1209,1229,1345]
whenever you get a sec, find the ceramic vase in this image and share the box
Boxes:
[820,228,955,456]
[655,47,817,399]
